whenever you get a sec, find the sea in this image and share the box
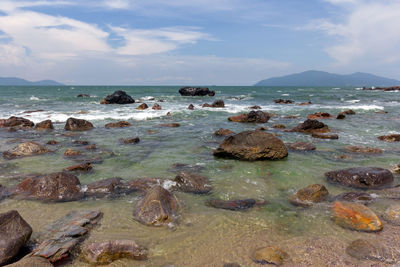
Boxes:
[0,85,399,266]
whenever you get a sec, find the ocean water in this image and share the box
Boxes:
[0,85,399,266]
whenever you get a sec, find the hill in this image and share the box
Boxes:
[0,77,63,86]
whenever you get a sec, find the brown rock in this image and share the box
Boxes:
[378,134,400,142]
[298,101,312,106]
[73,140,89,146]
[336,112,346,119]
[64,149,82,157]
[252,246,289,266]
[137,103,148,110]
[174,172,212,194]
[46,140,59,145]
[249,105,261,109]
[312,133,339,139]
[342,109,356,115]
[159,123,180,127]
[346,239,394,263]
[85,177,127,198]
[125,178,166,193]
[23,109,44,114]
[307,112,333,119]
[290,119,330,133]
[86,144,97,150]
[206,199,256,211]
[120,137,140,144]
[214,128,234,136]
[202,100,225,108]
[63,163,92,173]
[0,116,34,128]
[286,141,316,151]
[228,111,271,123]
[105,121,132,128]
[152,103,162,110]
[188,104,194,110]
[288,184,329,207]
[271,124,286,129]
[64,117,93,131]
[274,99,294,104]
[34,120,54,130]
[344,145,382,154]
[166,112,172,116]
[3,142,49,159]
[77,94,90,97]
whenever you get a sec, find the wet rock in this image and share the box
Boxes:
[344,145,382,154]
[63,162,93,173]
[3,142,49,159]
[34,120,54,130]
[214,128,234,136]
[13,172,84,202]
[376,110,388,114]
[252,246,289,266]
[125,178,168,193]
[213,130,288,161]
[331,201,383,232]
[0,210,32,265]
[7,256,53,267]
[378,134,400,142]
[159,123,180,127]
[179,87,215,96]
[64,117,93,131]
[85,177,127,198]
[73,140,89,146]
[82,240,148,264]
[174,172,212,194]
[105,121,132,128]
[288,184,329,207]
[202,100,225,108]
[307,112,333,119]
[342,109,356,115]
[271,124,286,129]
[249,105,261,109]
[286,141,316,151]
[64,148,82,157]
[86,144,97,150]
[335,192,374,205]
[0,116,34,128]
[188,104,194,110]
[312,133,339,139]
[32,210,102,263]
[152,103,162,110]
[137,103,149,110]
[166,112,172,116]
[336,112,346,119]
[133,186,179,226]
[23,109,44,114]
[298,101,311,106]
[77,94,90,97]
[325,167,393,189]
[390,163,400,174]
[120,137,140,144]
[228,111,270,123]
[282,115,298,119]
[100,90,135,104]
[206,199,256,211]
[290,119,330,133]
[274,99,294,104]
[383,204,400,225]
[167,163,204,173]
[346,239,394,263]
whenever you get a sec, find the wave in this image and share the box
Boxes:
[30,96,40,101]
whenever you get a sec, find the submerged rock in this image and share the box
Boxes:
[3,141,50,159]
[202,100,225,108]
[288,184,329,207]
[312,133,338,139]
[206,199,256,211]
[63,162,93,173]
[325,167,393,189]
[167,163,204,173]
[271,124,286,129]
[344,145,382,154]
[159,123,180,127]
[174,172,212,194]
[335,192,374,205]
[34,120,54,130]
[82,240,148,264]
[64,148,83,157]
[85,177,127,198]
[120,137,140,144]
[383,204,400,226]
[286,141,316,151]
[73,140,89,146]
[252,246,289,266]
[0,116,34,128]
[274,99,294,104]
[100,90,135,104]
[46,140,59,145]
[290,119,330,133]
[64,117,93,131]
[249,105,261,109]
[298,101,312,106]
[179,87,215,96]
[331,201,383,232]
[213,130,288,161]
[228,111,270,123]
[214,128,234,136]
[378,134,400,142]
[0,210,32,266]
[105,121,132,128]
[346,239,394,263]
[77,94,90,97]
[307,112,333,119]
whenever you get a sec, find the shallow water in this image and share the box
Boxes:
[0,86,399,266]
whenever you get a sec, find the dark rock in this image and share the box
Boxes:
[0,116,34,128]
[12,172,84,202]
[336,113,346,119]
[286,141,316,151]
[344,146,382,154]
[290,119,330,133]
[63,163,92,173]
[252,246,289,265]
[159,123,180,127]
[378,134,400,142]
[214,128,234,136]
[105,121,132,128]
[73,140,89,146]
[34,120,53,130]
[120,137,140,144]
[274,99,294,104]
[307,112,333,119]
[85,177,127,198]
[7,256,53,267]
[64,117,93,131]
[100,90,135,104]
[152,103,162,110]
[166,112,172,116]
[77,94,90,97]
[174,172,212,194]
[346,239,394,263]
[249,105,261,109]
[206,199,256,211]
[64,148,82,157]
[82,240,148,264]
[298,101,312,106]
[3,142,49,159]
[202,100,225,108]
[188,104,194,110]
[0,210,32,265]
[31,210,102,263]
[213,130,288,161]
[179,87,215,96]
[335,192,374,205]
[288,184,329,207]
[133,185,180,226]
[325,167,393,189]
[137,103,148,110]
[228,111,270,123]
[312,133,339,139]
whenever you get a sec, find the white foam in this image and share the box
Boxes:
[281,94,290,96]
[345,100,360,103]
[30,96,40,101]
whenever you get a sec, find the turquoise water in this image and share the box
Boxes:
[0,86,399,266]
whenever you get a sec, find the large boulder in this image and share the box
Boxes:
[179,87,215,96]
[213,130,288,161]
[3,142,49,159]
[82,240,148,264]
[133,186,180,226]
[290,119,330,133]
[0,116,34,128]
[325,167,393,189]
[100,90,135,104]
[0,210,32,265]
[174,172,212,194]
[288,184,329,207]
[13,172,84,202]
[64,117,93,131]
[228,111,270,123]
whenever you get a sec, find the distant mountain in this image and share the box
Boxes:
[254,70,400,87]
[0,77,63,86]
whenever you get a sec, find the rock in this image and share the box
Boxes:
[63,163,92,173]
[0,210,32,265]
[213,130,288,161]
[202,100,225,108]
[23,109,44,114]
[286,141,316,151]
[105,121,132,128]
[179,87,215,96]
[252,246,289,266]
[363,86,400,91]
[342,109,356,115]
[271,124,286,129]
[64,117,93,131]
[290,119,330,133]
[34,120,54,130]
[159,123,180,127]
[249,105,261,109]
[376,110,388,114]
[298,101,312,106]
[7,256,53,267]
[274,99,294,104]
[214,128,234,136]
[100,90,135,104]
[125,178,168,193]
[73,140,89,146]
[346,239,394,263]
[64,148,82,157]
[188,104,194,110]
[3,142,49,159]
[378,134,400,142]
[325,167,393,189]
[312,133,339,139]
[86,144,97,150]
[390,164,400,174]
[166,112,172,116]
[206,199,256,211]
[133,186,180,226]
[46,140,59,145]
[383,205,400,225]
[120,137,140,144]
[137,103,148,110]
[344,145,382,154]
[77,94,90,97]
[228,111,271,123]
[335,192,374,205]
[82,240,148,264]
[85,177,127,198]
[336,112,346,119]
[31,210,102,262]
[13,172,84,202]
[0,116,34,128]
[288,184,329,207]
[307,112,333,119]
[174,172,212,194]
[152,103,162,110]
[331,201,383,232]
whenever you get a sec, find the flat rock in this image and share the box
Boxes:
[228,111,270,123]
[63,163,92,173]
[346,239,394,263]
[334,192,374,205]
[100,90,135,104]
[159,123,180,127]
[252,246,289,266]
[312,133,338,139]
[286,141,316,151]
[378,134,400,142]
[85,177,127,198]
[344,145,382,154]
[174,172,212,194]
[34,120,54,130]
[288,184,329,207]
[206,199,256,211]
[274,99,294,104]
[64,117,93,131]
[105,121,132,128]
[214,128,234,136]
[179,87,215,96]
[3,142,49,159]
[290,119,330,133]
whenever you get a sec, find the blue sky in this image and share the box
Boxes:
[0,0,399,85]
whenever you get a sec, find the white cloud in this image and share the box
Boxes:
[102,0,131,9]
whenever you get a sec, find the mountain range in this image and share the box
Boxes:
[255,70,400,87]
[0,77,63,86]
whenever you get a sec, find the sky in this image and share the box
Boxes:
[0,0,399,85]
